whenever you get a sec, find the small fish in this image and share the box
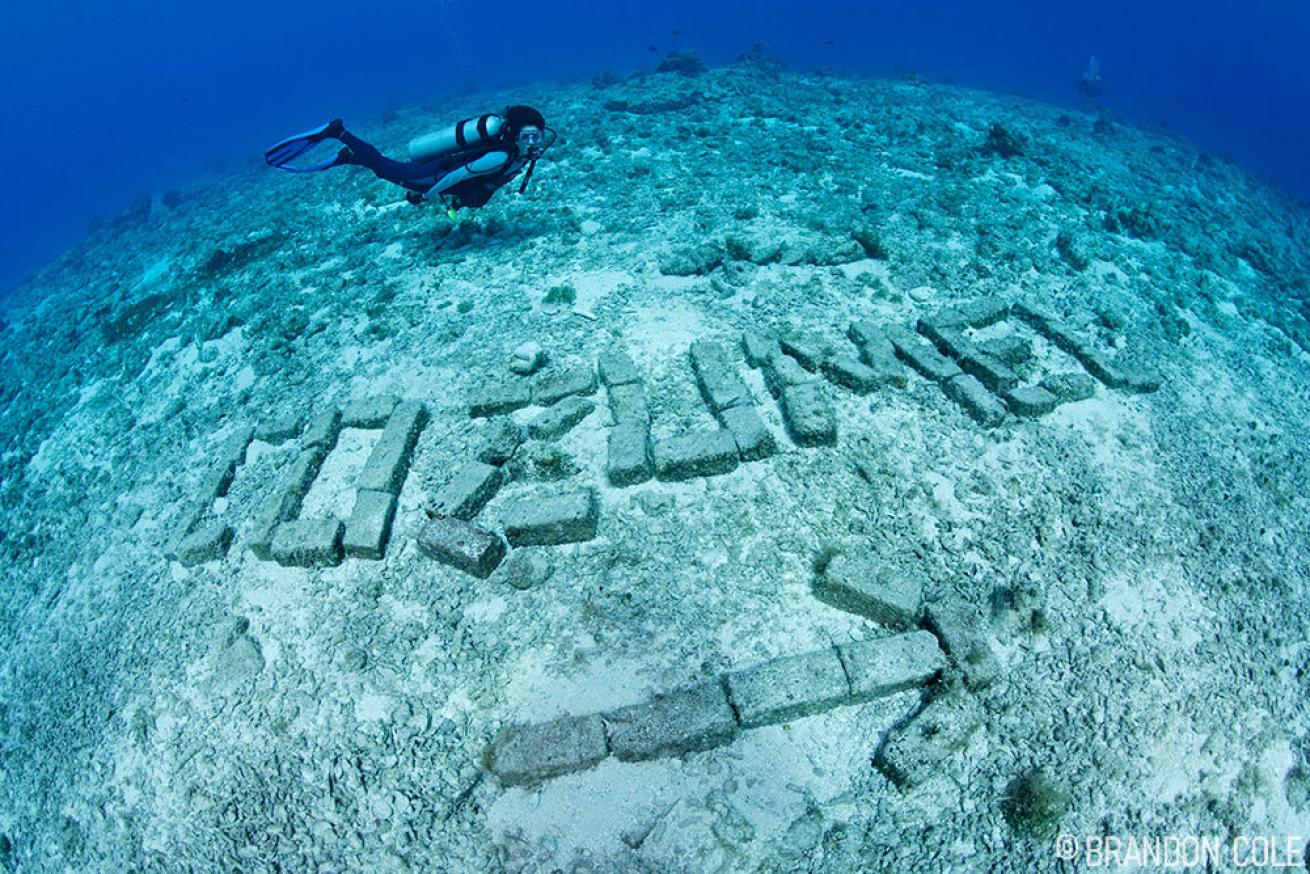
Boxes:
[647,43,659,53]
[672,28,685,36]
[824,39,836,46]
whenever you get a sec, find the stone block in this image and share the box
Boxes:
[164,502,206,560]
[959,350,1019,393]
[923,601,1000,690]
[848,321,897,361]
[741,331,778,367]
[652,429,739,480]
[475,418,525,466]
[430,460,505,520]
[199,464,236,503]
[271,518,344,568]
[874,691,985,788]
[489,714,609,786]
[837,631,946,702]
[301,408,342,453]
[820,355,879,394]
[532,366,597,407]
[282,448,328,508]
[1011,301,1062,337]
[1004,385,1059,417]
[597,350,642,387]
[1040,372,1096,402]
[689,341,751,413]
[719,405,775,461]
[255,413,303,445]
[343,489,398,559]
[779,335,828,372]
[469,379,532,418]
[779,382,837,446]
[607,422,652,486]
[763,354,816,398]
[957,299,1011,328]
[726,648,850,728]
[342,395,398,428]
[607,382,650,425]
[527,396,595,440]
[603,681,739,761]
[981,335,1032,366]
[943,374,1007,427]
[247,486,299,561]
[416,515,506,578]
[884,325,963,383]
[1116,366,1161,394]
[915,319,970,358]
[501,489,599,546]
[815,555,923,627]
[176,523,233,567]
[355,401,427,495]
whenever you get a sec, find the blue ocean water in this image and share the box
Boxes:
[0,0,1306,294]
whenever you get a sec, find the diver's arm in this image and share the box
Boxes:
[422,151,512,200]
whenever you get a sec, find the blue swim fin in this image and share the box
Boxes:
[264,118,346,172]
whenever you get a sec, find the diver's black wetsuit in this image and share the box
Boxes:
[336,130,453,193]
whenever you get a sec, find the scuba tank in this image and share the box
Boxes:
[407,114,504,162]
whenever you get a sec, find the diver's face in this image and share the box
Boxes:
[517,126,545,158]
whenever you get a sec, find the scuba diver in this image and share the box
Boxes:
[263,105,555,216]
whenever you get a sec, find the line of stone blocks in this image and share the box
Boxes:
[430,460,505,520]
[606,382,649,426]
[199,427,255,502]
[168,427,254,564]
[527,396,595,440]
[652,429,740,481]
[416,514,508,578]
[1012,302,1160,393]
[501,489,599,546]
[485,631,946,786]
[847,321,908,388]
[689,340,752,413]
[917,319,1020,394]
[343,489,398,559]
[356,401,427,495]
[248,442,330,560]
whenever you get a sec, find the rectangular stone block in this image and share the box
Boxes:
[502,489,599,546]
[532,366,597,407]
[476,418,525,466]
[957,299,1011,328]
[198,464,236,503]
[884,325,963,383]
[915,319,970,358]
[816,555,923,627]
[469,379,532,418]
[1010,301,1062,338]
[430,460,505,520]
[343,489,398,559]
[282,448,329,508]
[779,382,837,446]
[255,413,302,445]
[597,350,642,387]
[1040,371,1097,402]
[719,405,775,461]
[342,395,398,428]
[301,408,342,453]
[875,691,985,788]
[727,648,850,728]
[778,336,827,372]
[218,426,255,468]
[741,331,778,367]
[838,631,947,702]
[981,335,1033,366]
[247,488,296,561]
[689,340,752,413]
[527,396,595,440]
[959,350,1019,393]
[820,355,879,394]
[176,523,233,567]
[924,600,1000,690]
[198,427,253,502]
[1004,385,1059,417]
[490,714,609,786]
[271,518,344,568]
[603,681,739,761]
[416,515,507,578]
[848,321,897,361]
[607,422,652,486]
[942,374,1007,427]
[763,355,816,398]
[607,382,650,425]
[652,429,739,480]
[355,401,427,494]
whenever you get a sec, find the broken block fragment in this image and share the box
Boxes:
[343,489,398,559]
[875,690,985,788]
[652,429,739,480]
[468,379,532,418]
[689,340,752,413]
[355,401,427,494]
[430,460,505,520]
[501,489,599,546]
[527,396,595,440]
[726,648,850,728]
[719,405,775,461]
[779,382,837,446]
[1040,371,1096,403]
[607,422,652,486]
[837,631,946,702]
[475,418,525,466]
[489,714,609,786]
[603,681,739,761]
[532,365,597,407]
[271,518,344,568]
[1003,385,1059,417]
[815,554,923,627]
[942,374,1007,427]
[416,514,507,578]
[176,523,234,567]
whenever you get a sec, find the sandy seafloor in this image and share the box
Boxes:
[2,55,1310,872]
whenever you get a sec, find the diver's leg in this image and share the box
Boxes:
[336,130,437,188]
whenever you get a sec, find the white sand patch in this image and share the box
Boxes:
[462,595,508,624]
[300,427,379,520]
[620,301,709,375]
[1099,565,1215,652]
[355,692,394,722]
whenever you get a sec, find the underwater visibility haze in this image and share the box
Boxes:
[1,0,1310,871]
